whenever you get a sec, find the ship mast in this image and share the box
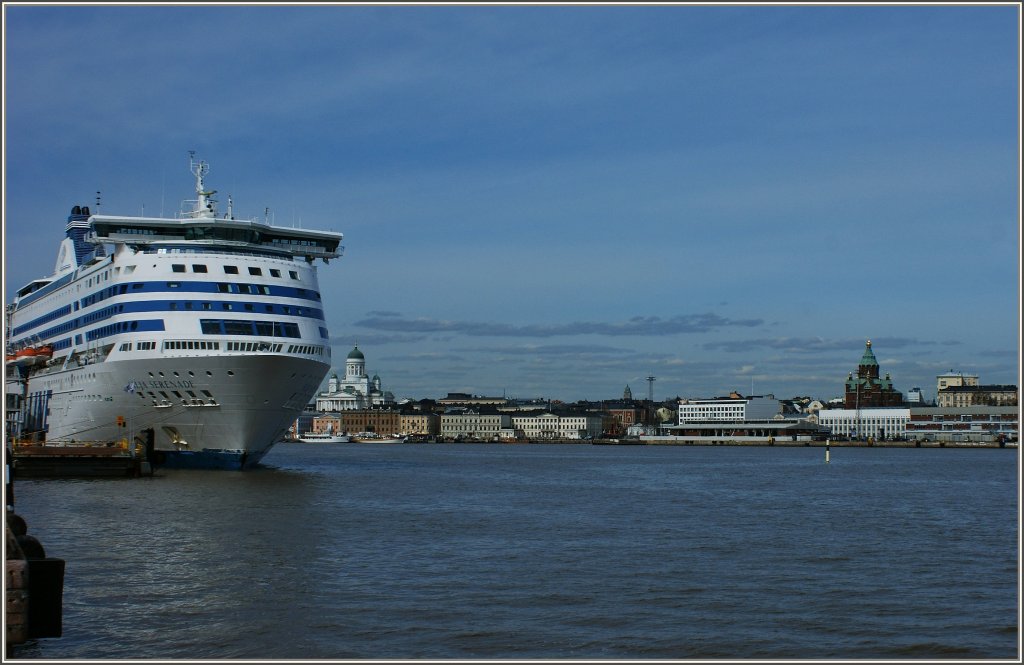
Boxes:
[188,151,217,219]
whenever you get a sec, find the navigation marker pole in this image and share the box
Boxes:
[825,438,831,464]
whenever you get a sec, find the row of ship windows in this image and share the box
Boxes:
[46,320,328,353]
[170,264,300,279]
[80,280,320,308]
[131,387,216,400]
[153,340,325,355]
[86,263,302,288]
[19,301,323,346]
[14,280,322,338]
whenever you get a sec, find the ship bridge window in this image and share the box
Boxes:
[224,265,239,275]
[248,267,262,276]
[199,319,301,338]
[289,271,298,279]
[192,264,208,273]
[172,264,186,273]
[269,269,281,278]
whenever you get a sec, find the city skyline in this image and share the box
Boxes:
[3,3,1020,403]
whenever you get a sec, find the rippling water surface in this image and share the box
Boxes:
[11,443,1019,659]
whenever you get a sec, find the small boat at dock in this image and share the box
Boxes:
[351,432,408,443]
[297,432,351,443]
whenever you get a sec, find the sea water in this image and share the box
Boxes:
[9,443,1019,659]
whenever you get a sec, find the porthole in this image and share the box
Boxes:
[227,370,235,376]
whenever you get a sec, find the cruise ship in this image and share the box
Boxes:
[4,156,344,469]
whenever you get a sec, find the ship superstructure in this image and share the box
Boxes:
[4,155,344,469]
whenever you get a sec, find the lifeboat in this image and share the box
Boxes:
[6,345,53,366]
[8,349,37,367]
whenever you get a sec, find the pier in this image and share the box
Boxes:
[10,436,155,479]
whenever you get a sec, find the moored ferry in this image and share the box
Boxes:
[4,155,344,469]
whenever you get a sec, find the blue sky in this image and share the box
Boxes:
[3,4,1020,404]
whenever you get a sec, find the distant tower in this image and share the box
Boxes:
[623,385,633,400]
[346,344,366,380]
[646,375,656,402]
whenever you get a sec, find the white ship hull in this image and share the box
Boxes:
[27,355,329,469]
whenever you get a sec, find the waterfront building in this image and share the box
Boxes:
[440,410,512,441]
[315,345,395,411]
[311,414,343,435]
[678,395,782,423]
[936,371,979,395]
[400,412,440,437]
[906,406,1018,443]
[936,384,1018,408]
[844,340,904,408]
[647,395,824,443]
[511,412,604,440]
[339,409,402,437]
[604,401,649,435]
[817,407,910,440]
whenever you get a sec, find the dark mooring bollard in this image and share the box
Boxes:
[27,558,65,639]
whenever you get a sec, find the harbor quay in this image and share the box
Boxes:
[308,436,1015,449]
[290,340,1018,448]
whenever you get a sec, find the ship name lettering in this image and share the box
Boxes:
[145,380,195,389]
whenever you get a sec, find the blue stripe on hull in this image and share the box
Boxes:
[156,448,269,470]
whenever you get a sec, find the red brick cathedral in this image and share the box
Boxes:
[844,340,904,408]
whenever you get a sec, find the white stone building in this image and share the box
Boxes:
[440,410,512,440]
[315,345,394,411]
[511,412,604,440]
[678,396,781,423]
[816,407,910,440]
